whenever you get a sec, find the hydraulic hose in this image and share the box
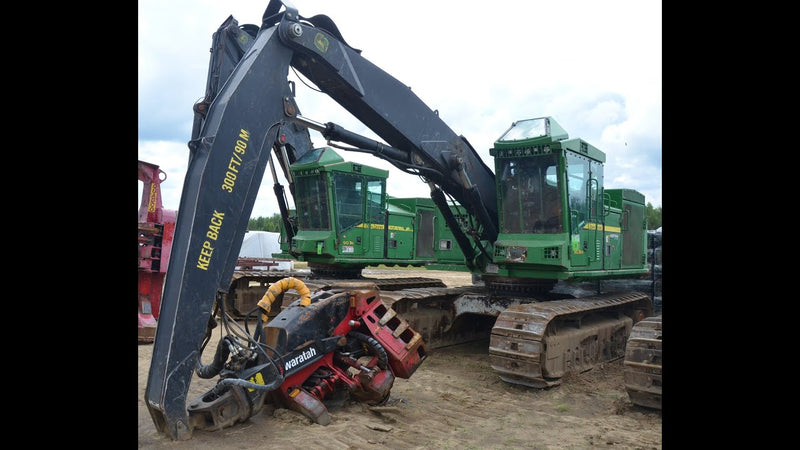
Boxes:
[257,277,311,322]
[348,331,389,370]
[196,336,233,379]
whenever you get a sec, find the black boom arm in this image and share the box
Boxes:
[270,5,498,241]
[146,0,497,440]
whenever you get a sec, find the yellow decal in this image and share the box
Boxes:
[247,372,265,392]
[314,32,329,53]
[356,223,383,230]
[147,182,158,213]
[196,210,225,270]
[582,223,621,233]
[221,129,250,193]
[354,223,412,232]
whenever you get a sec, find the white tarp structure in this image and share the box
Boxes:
[238,231,293,271]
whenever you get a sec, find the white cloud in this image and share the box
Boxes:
[139,0,662,218]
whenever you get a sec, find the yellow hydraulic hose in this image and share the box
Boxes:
[257,277,311,322]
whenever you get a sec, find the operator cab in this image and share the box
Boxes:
[492,117,573,237]
[487,117,644,288]
[284,147,468,274]
[288,147,388,270]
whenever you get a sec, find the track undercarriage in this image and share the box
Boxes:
[223,268,446,318]
[623,314,662,409]
[488,291,651,388]
[274,276,654,389]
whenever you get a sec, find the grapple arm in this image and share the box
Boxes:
[145,18,301,441]
[146,0,490,439]
[270,6,498,242]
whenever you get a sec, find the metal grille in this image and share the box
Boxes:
[543,247,559,259]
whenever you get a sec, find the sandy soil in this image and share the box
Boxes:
[138,269,662,449]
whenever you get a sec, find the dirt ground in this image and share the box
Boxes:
[138,269,662,449]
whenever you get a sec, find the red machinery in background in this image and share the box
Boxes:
[138,160,177,343]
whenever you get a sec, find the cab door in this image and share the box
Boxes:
[365,178,386,258]
[333,172,365,256]
[386,215,414,259]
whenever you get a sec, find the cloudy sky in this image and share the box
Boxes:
[138,0,662,220]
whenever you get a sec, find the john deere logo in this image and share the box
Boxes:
[314,32,329,52]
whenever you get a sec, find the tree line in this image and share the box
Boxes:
[247,214,284,232]
[645,203,662,230]
[248,204,662,233]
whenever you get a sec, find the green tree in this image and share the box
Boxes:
[645,202,662,230]
[248,213,283,232]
